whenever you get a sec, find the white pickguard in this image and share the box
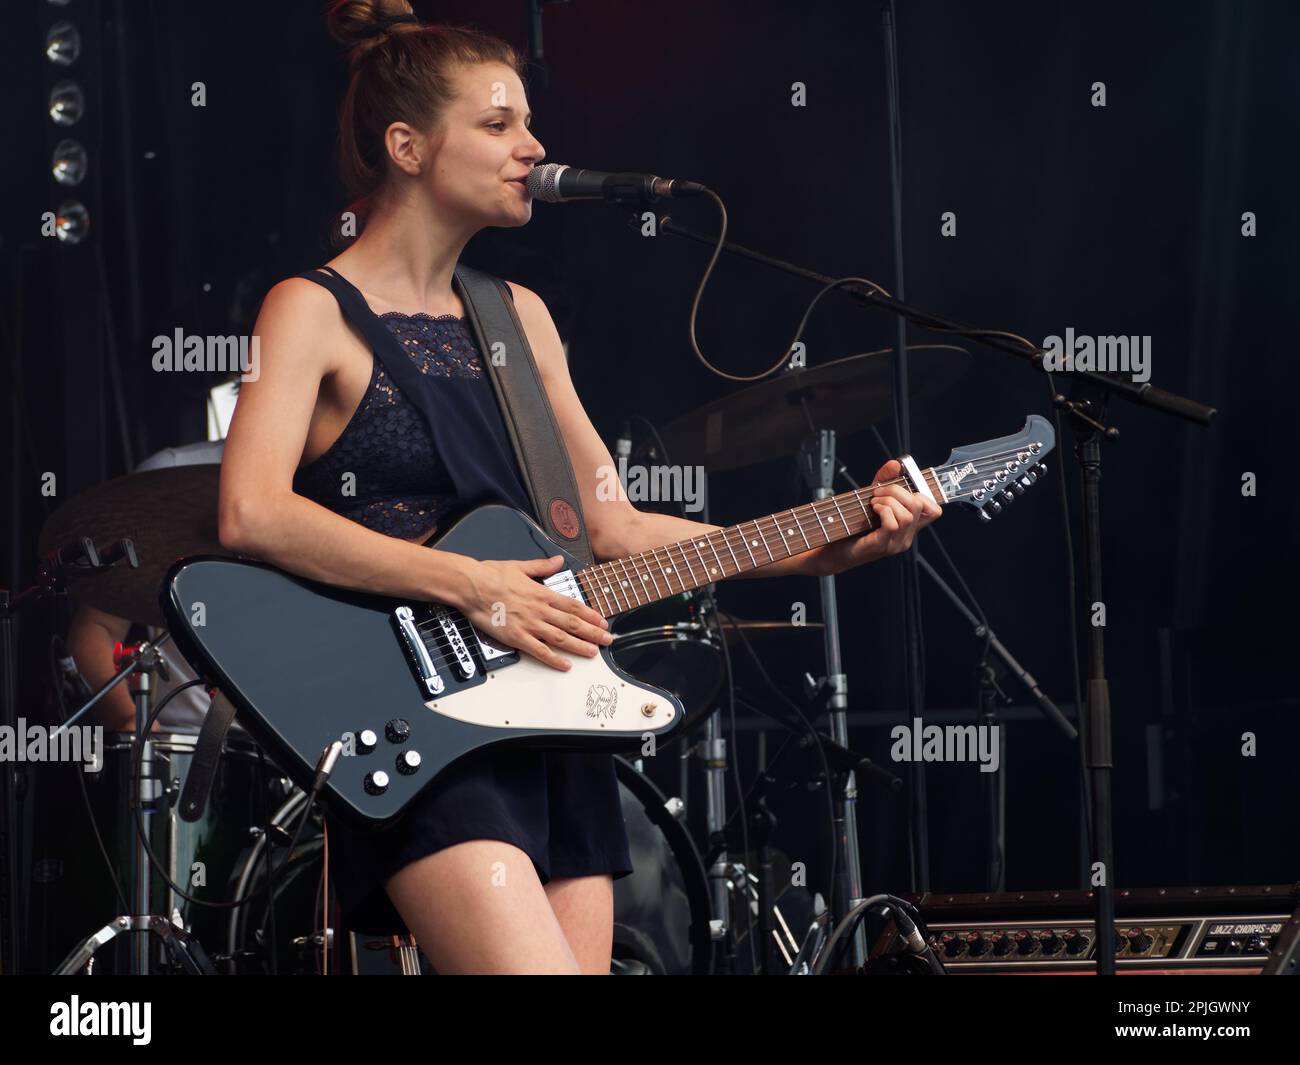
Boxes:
[417,570,677,734]
[420,646,676,733]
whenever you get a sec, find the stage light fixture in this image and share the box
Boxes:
[48,80,85,126]
[54,201,90,244]
[45,20,81,66]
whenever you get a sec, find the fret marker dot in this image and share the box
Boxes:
[828,516,835,522]
[751,539,758,546]
[785,528,793,536]
[620,580,628,587]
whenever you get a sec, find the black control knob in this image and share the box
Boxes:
[966,933,990,957]
[1038,931,1063,956]
[1064,929,1090,956]
[396,750,422,776]
[1015,930,1038,956]
[356,728,378,754]
[364,770,390,795]
[941,934,966,958]
[385,718,411,744]
[991,932,1015,957]
[1127,929,1153,954]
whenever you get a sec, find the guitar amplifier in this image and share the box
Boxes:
[873,884,1300,973]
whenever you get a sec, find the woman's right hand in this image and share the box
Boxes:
[454,554,614,671]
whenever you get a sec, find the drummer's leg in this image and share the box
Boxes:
[384,839,582,975]
[544,874,614,975]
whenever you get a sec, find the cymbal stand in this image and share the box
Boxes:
[54,634,213,975]
[798,426,869,967]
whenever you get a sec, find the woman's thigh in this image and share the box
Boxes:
[543,874,614,975]
[384,838,580,975]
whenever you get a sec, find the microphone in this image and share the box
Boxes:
[526,163,707,205]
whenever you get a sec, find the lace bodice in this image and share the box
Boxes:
[292,312,487,539]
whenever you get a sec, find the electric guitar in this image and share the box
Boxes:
[161,415,1054,828]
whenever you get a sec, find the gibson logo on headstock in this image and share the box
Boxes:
[945,461,977,494]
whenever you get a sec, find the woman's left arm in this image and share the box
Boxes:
[508,283,941,578]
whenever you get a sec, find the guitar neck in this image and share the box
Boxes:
[575,466,942,618]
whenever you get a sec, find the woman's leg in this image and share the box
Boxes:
[543,874,614,975]
[385,839,581,974]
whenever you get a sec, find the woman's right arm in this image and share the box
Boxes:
[218,279,611,672]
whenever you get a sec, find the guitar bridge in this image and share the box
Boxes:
[393,606,445,696]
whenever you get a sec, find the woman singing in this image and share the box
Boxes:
[217,0,940,974]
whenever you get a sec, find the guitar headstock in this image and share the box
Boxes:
[931,414,1056,522]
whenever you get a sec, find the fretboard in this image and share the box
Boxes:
[576,467,941,618]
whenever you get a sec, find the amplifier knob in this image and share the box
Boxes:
[965,932,990,957]
[941,933,966,958]
[1015,930,1038,956]
[1127,929,1153,954]
[991,932,1015,957]
[1064,929,1090,956]
[1039,931,1063,956]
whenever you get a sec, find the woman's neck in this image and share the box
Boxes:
[330,191,480,314]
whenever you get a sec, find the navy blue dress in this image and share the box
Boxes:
[292,267,633,934]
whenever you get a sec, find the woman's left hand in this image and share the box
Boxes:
[801,460,942,577]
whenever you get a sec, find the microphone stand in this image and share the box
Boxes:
[638,190,1214,977]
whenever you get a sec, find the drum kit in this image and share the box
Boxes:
[15,346,968,975]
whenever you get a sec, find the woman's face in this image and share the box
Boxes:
[423,62,545,228]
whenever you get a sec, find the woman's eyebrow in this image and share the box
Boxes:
[480,105,532,126]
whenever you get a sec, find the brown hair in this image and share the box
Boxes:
[326,0,526,218]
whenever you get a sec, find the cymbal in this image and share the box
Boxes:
[712,610,825,639]
[657,346,969,473]
[38,466,227,627]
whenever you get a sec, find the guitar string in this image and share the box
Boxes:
[410,444,1050,657]
[579,447,1049,609]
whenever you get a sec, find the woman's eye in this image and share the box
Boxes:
[487,121,507,131]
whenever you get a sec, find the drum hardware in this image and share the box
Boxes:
[52,656,221,975]
[2,532,143,972]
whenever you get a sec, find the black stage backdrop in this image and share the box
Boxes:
[3,0,1297,948]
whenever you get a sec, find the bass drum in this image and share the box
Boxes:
[611,755,713,975]
[225,758,714,974]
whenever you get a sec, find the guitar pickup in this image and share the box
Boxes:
[469,626,519,668]
[434,606,476,680]
[393,606,445,696]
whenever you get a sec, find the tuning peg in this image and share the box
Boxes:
[979,509,993,523]
[1034,462,1048,478]
[1022,471,1038,485]
[989,500,1002,515]
[1012,481,1026,496]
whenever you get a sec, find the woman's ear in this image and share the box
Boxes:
[385,121,423,177]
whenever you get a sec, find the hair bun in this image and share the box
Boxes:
[326,0,419,58]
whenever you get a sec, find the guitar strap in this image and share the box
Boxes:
[452,264,595,567]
